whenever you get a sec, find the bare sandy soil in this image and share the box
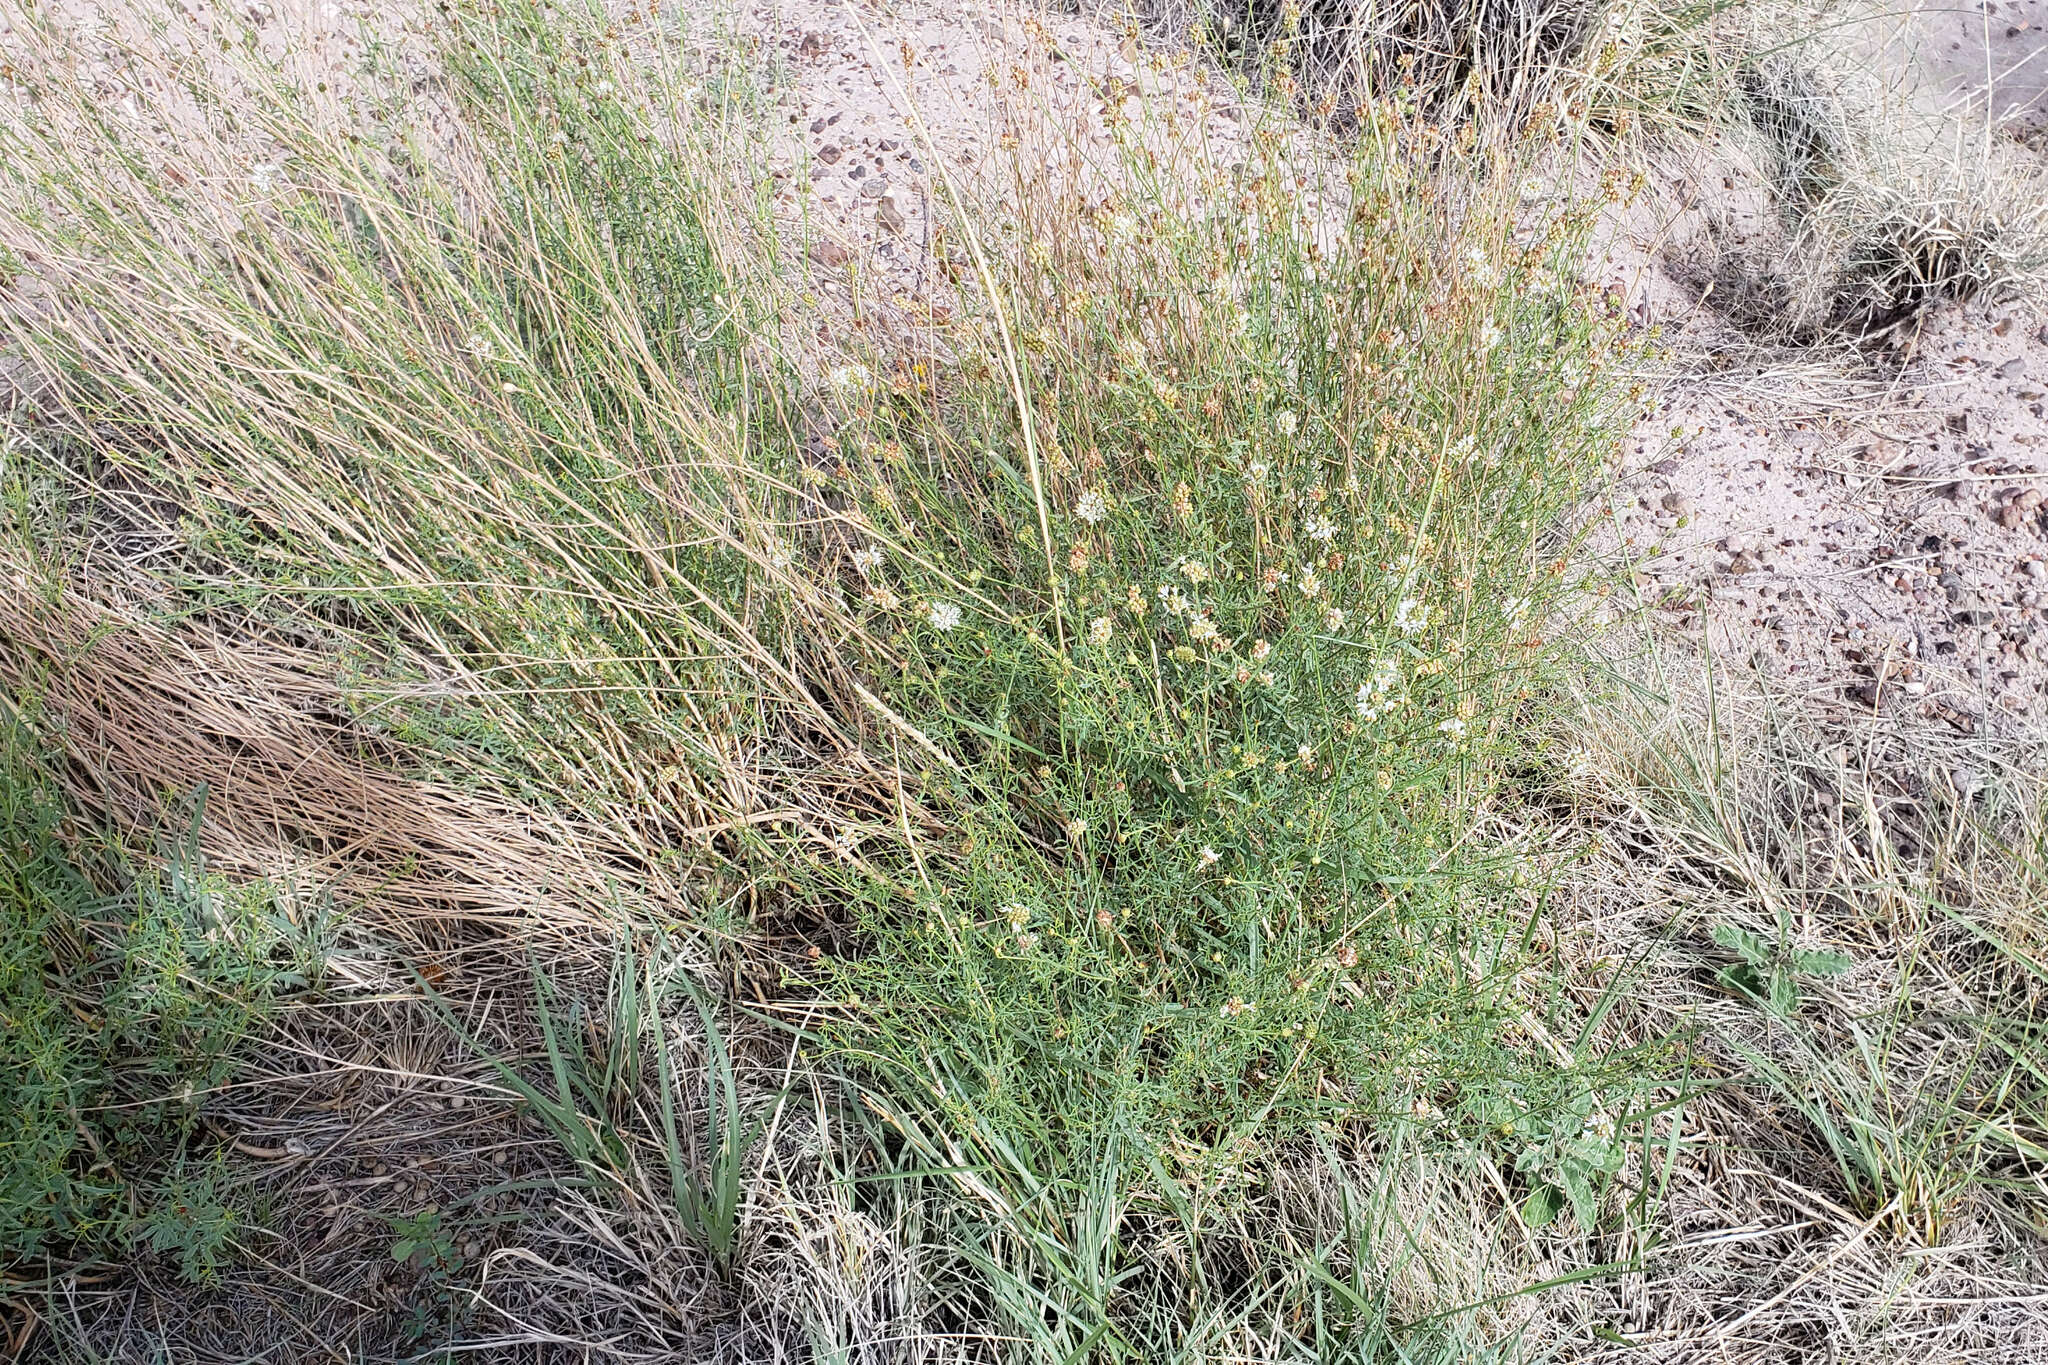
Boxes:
[1917,0,2048,134]
[1583,0,2048,764]
[742,0,1255,333]
[1602,262,2048,745]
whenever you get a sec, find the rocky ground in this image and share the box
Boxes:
[1602,282,2048,744]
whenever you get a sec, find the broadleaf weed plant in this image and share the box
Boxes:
[0,710,307,1275]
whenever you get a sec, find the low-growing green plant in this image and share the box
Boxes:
[1711,917,1852,1016]
[1510,1093,1629,1229]
[389,1205,472,1344]
[435,934,766,1278]
[389,1207,461,1273]
[0,712,315,1274]
[131,1155,241,1284]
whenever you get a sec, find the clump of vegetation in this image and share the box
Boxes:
[1156,0,1607,117]
[0,0,1671,1351]
[15,0,2040,1357]
[770,79,1684,1345]
[1656,7,2048,341]
[1551,662,2048,1308]
[0,711,318,1276]
[1721,52,2042,337]
[789,83,1673,1339]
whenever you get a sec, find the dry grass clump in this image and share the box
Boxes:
[1655,7,2048,343]
[0,0,898,914]
[1525,641,2048,1354]
[1103,0,1752,152]
[0,1,828,1352]
[0,580,626,945]
[1148,0,1607,112]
